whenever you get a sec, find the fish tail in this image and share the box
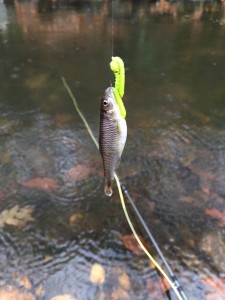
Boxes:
[104,180,113,197]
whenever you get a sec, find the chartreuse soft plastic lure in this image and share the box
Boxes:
[110,56,126,119]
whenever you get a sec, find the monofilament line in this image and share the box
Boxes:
[111,0,114,57]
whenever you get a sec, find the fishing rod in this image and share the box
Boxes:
[120,181,189,300]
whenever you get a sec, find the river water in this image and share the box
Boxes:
[0,1,225,299]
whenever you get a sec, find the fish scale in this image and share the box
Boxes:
[99,87,127,196]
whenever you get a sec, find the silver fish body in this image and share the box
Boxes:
[99,87,127,197]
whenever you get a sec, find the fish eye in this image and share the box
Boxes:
[103,100,108,106]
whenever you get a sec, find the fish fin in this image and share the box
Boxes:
[104,180,113,197]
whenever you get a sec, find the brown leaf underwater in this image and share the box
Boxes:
[0,286,35,300]
[50,295,76,300]
[0,205,34,228]
[65,164,95,181]
[22,177,57,192]
[122,234,151,255]
[205,208,225,227]
[89,263,105,285]
[202,277,225,300]
[147,277,171,300]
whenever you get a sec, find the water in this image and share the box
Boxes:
[0,1,225,299]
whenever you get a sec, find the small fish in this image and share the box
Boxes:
[99,87,127,197]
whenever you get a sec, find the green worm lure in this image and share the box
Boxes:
[110,56,126,119]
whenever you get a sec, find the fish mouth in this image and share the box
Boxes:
[104,87,114,99]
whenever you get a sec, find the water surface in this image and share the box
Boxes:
[0,1,225,299]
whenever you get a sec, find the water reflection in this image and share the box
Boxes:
[0,1,225,300]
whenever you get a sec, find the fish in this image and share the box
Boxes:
[99,87,127,197]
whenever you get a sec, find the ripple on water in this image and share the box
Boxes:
[1,101,224,298]
[0,111,101,203]
[0,222,156,299]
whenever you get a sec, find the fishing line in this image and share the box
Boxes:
[61,77,188,300]
[61,78,98,150]
[111,0,114,57]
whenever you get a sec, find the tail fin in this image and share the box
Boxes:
[104,180,113,197]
